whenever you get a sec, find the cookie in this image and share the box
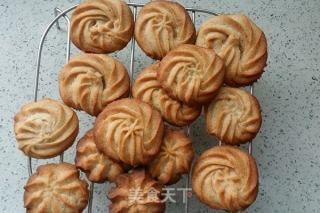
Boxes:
[148,127,194,185]
[75,129,125,183]
[59,54,130,116]
[14,98,79,159]
[192,146,259,212]
[71,0,134,53]
[196,14,268,86]
[24,163,89,213]
[135,0,196,59]
[158,44,225,105]
[132,63,201,126]
[108,169,165,213]
[205,87,262,145]
[94,98,164,166]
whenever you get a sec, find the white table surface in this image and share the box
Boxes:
[1,0,320,212]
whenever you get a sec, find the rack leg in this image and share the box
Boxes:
[184,11,196,213]
[184,124,191,213]
[54,7,70,164]
[29,3,77,192]
[184,159,191,213]
[27,157,33,176]
[87,182,94,213]
[248,84,255,155]
[54,7,61,30]
[129,5,137,96]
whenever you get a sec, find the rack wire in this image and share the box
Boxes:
[29,2,254,213]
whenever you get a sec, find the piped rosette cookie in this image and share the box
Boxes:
[192,146,259,212]
[132,63,201,126]
[93,98,164,167]
[59,53,130,116]
[158,44,225,106]
[196,14,268,86]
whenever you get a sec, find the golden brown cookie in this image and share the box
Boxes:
[75,129,125,183]
[158,44,225,105]
[192,146,259,212]
[148,127,194,185]
[24,163,89,213]
[132,63,201,126]
[59,54,130,116]
[108,169,165,213]
[14,98,79,159]
[134,0,196,60]
[70,0,134,53]
[196,14,268,86]
[94,98,164,166]
[205,87,262,145]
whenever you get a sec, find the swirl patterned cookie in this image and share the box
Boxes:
[108,169,165,213]
[132,63,201,126]
[75,129,125,183]
[192,146,259,212]
[24,163,89,213]
[71,0,134,53]
[135,0,196,60]
[158,44,225,105]
[196,14,268,86]
[148,127,194,185]
[14,98,79,159]
[205,87,262,145]
[59,54,130,116]
[94,98,164,166]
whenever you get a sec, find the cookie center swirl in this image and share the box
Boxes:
[228,93,248,124]
[90,19,119,41]
[84,68,105,89]
[162,145,177,159]
[28,115,53,139]
[38,118,54,138]
[153,14,176,37]
[168,59,203,91]
[199,22,244,70]
[120,118,143,139]
[22,108,67,147]
[106,112,144,156]
[211,166,241,194]
[222,96,245,120]
[185,62,202,79]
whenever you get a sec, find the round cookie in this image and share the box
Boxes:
[192,146,259,212]
[70,0,134,53]
[59,54,130,116]
[14,98,79,159]
[75,129,125,183]
[108,169,165,213]
[158,44,225,105]
[24,163,89,213]
[134,0,196,60]
[94,98,164,166]
[205,87,262,145]
[148,127,194,185]
[132,63,201,126]
[196,14,268,86]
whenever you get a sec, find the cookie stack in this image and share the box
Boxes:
[14,0,268,212]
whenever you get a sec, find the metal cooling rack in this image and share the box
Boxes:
[29,2,254,213]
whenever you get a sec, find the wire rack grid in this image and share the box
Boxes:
[28,2,254,213]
